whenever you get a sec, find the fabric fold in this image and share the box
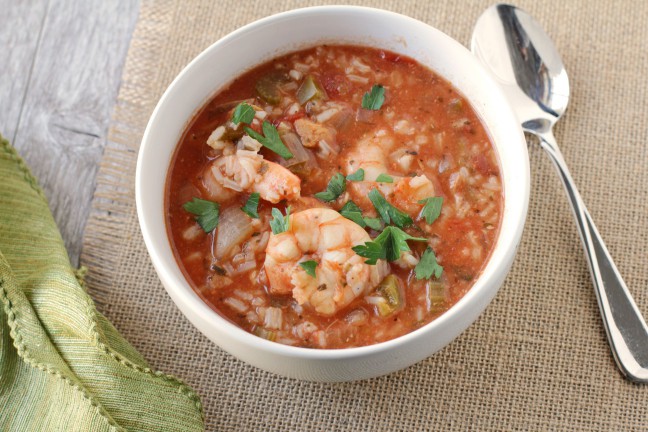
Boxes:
[0,136,204,432]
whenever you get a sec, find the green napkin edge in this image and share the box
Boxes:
[0,136,204,430]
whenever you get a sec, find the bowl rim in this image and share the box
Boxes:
[136,5,529,361]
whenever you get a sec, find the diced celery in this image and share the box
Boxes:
[255,71,286,105]
[297,75,325,104]
[427,280,447,313]
[221,127,245,141]
[448,98,463,113]
[253,327,277,341]
[375,299,393,317]
[374,275,404,317]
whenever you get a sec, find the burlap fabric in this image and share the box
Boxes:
[81,0,648,430]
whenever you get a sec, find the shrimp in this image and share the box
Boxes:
[294,118,336,148]
[344,131,439,219]
[344,133,394,181]
[204,149,301,203]
[264,208,389,316]
[391,175,438,216]
[288,196,329,213]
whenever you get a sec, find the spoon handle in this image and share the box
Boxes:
[537,130,648,382]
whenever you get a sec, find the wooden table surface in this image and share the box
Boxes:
[0,0,141,266]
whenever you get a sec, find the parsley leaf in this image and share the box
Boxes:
[346,168,365,181]
[375,173,394,183]
[362,84,385,110]
[363,217,383,230]
[269,207,291,234]
[314,173,346,202]
[340,200,384,230]
[299,260,317,277]
[340,200,363,222]
[183,198,220,232]
[245,121,293,159]
[415,247,444,280]
[368,189,412,228]
[241,192,260,218]
[352,226,426,264]
[351,241,384,265]
[341,200,363,214]
[418,197,443,224]
[340,201,366,227]
[232,102,255,125]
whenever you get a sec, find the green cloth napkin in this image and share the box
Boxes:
[0,137,204,431]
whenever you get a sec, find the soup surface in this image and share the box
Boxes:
[166,45,503,349]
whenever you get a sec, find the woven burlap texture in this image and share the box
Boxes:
[81,0,648,430]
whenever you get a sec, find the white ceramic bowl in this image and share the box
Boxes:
[136,6,529,382]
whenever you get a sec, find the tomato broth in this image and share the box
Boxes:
[166,45,503,349]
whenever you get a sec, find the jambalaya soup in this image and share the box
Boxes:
[166,45,503,349]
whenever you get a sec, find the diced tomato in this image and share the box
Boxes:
[320,73,352,98]
[279,112,306,123]
[473,154,497,176]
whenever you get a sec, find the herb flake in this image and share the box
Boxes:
[183,197,220,232]
[363,217,383,230]
[245,121,293,159]
[314,173,346,202]
[299,260,318,277]
[415,247,444,280]
[346,169,365,181]
[368,189,412,228]
[352,226,426,264]
[232,102,255,125]
[418,197,443,224]
[340,200,383,230]
[241,192,260,219]
[362,84,385,110]
[269,207,291,234]
[375,173,394,183]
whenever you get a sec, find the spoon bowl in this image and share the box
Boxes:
[472,3,648,382]
[473,5,569,131]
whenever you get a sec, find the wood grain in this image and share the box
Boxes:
[0,0,140,266]
[0,0,49,142]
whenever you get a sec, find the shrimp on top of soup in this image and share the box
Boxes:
[166,45,503,349]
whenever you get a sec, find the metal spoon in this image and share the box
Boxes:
[472,3,648,382]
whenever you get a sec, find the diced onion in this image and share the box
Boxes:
[224,297,248,313]
[235,260,257,275]
[315,108,339,123]
[345,309,368,326]
[278,132,317,173]
[356,108,375,124]
[264,307,283,330]
[214,207,254,260]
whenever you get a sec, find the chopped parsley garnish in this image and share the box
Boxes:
[368,189,412,228]
[269,207,291,234]
[314,173,346,202]
[245,121,293,159]
[352,226,426,264]
[375,173,394,183]
[299,260,318,277]
[340,200,362,219]
[183,198,220,232]
[418,197,443,224]
[362,84,385,110]
[231,102,255,125]
[340,200,383,230]
[415,247,444,280]
[363,217,383,230]
[346,168,365,181]
[241,192,260,218]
